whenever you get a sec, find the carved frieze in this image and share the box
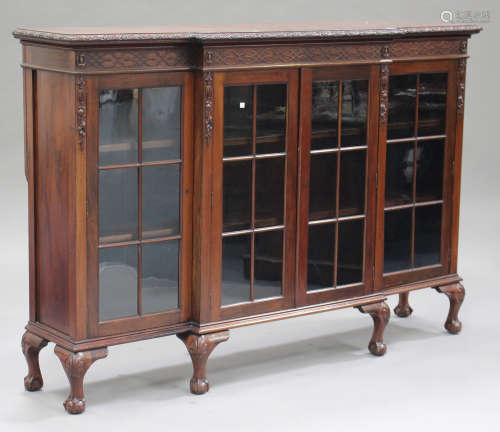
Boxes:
[75,47,195,71]
[204,44,382,68]
[391,39,465,59]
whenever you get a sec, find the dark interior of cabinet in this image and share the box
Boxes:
[221,83,287,305]
[384,72,448,274]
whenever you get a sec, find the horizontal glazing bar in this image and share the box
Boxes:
[308,214,365,226]
[386,134,446,144]
[222,224,285,237]
[222,152,286,162]
[99,159,182,170]
[384,200,443,212]
[99,234,181,249]
[310,145,368,155]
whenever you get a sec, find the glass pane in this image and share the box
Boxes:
[388,75,416,140]
[222,235,251,305]
[142,241,179,314]
[341,80,368,147]
[99,246,137,321]
[256,84,286,154]
[99,89,138,166]
[385,142,414,206]
[142,86,181,162]
[223,86,253,157]
[254,230,283,300]
[339,150,366,216]
[384,209,412,273]
[309,153,337,221]
[311,81,338,150]
[99,168,138,244]
[255,157,285,228]
[416,139,445,202]
[338,219,364,285]
[418,73,447,136]
[142,164,180,239]
[223,160,252,232]
[307,223,335,291]
[415,205,442,267]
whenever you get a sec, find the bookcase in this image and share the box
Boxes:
[14,23,480,414]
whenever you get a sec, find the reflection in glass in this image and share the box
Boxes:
[142,241,179,314]
[307,223,335,290]
[341,80,368,147]
[223,160,252,232]
[99,168,138,243]
[311,81,338,150]
[99,89,138,166]
[309,153,337,221]
[338,219,364,285]
[255,157,285,228]
[222,235,251,305]
[384,209,412,273]
[415,205,442,267]
[142,86,181,162]
[339,150,366,216]
[385,142,414,206]
[254,230,283,300]
[388,75,416,139]
[416,139,444,202]
[223,86,253,157]
[142,165,180,238]
[256,84,286,154]
[418,73,447,136]
[99,246,137,321]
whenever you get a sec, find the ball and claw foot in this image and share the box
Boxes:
[177,330,230,395]
[190,377,210,395]
[21,331,48,392]
[394,292,413,318]
[358,301,390,356]
[435,283,465,334]
[54,345,108,414]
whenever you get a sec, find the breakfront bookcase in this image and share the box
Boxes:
[14,23,481,414]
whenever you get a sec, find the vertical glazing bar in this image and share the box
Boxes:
[250,85,257,301]
[410,75,420,269]
[334,81,342,288]
[137,89,143,315]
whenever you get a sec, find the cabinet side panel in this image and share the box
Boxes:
[24,68,36,321]
[35,70,76,335]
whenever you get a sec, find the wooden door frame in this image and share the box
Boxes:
[296,64,380,307]
[208,69,299,321]
[87,71,194,337]
[374,60,457,290]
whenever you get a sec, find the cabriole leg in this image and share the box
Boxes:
[177,331,229,395]
[54,345,108,414]
[358,302,390,356]
[394,292,413,317]
[21,331,48,391]
[435,283,465,334]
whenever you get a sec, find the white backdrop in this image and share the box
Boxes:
[1,1,498,430]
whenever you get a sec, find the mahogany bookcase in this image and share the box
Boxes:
[13,23,481,414]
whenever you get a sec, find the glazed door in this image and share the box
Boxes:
[212,70,299,320]
[375,60,456,289]
[297,66,379,306]
[87,72,193,336]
